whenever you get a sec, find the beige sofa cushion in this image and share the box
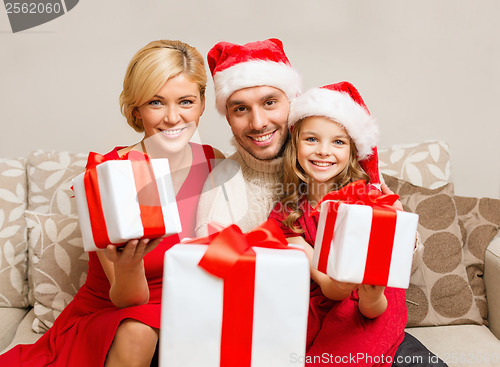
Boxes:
[26,150,87,215]
[384,175,483,327]
[378,140,451,189]
[26,150,86,306]
[455,196,500,323]
[25,211,88,333]
[406,325,500,367]
[0,307,29,353]
[0,158,29,308]
[1,309,44,354]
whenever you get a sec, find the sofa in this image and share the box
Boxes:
[0,140,499,366]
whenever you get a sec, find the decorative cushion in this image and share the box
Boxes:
[378,141,451,189]
[455,196,500,323]
[383,174,483,327]
[25,211,88,333]
[26,150,87,305]
[26,150,87,215]
[0,158,29,308]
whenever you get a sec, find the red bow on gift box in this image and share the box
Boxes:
[312,179,399,214]
[184,219,291,276]
[83,150,166,248]
[183,220,299,367]
[313,180,401,286]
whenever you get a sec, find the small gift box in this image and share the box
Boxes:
[313,180,418,289]
[72,150,181,251]
[160,220,310,367]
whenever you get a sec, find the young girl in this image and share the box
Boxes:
[269,82,407,366]
[0,40,223,367]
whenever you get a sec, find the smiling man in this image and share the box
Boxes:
[225,85,290,160]
[195,38,302,235]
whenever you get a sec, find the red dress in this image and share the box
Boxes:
[268,198,407,367]
[0,143,216,367]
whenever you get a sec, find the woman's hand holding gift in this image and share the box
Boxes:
[98,237,162,308]
[104,238,161,268]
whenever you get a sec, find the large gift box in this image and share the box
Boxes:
[313,180,419,289]
[72,150,181,251]
[160,220,310,367]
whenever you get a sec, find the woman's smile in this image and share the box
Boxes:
[161,126,188,138]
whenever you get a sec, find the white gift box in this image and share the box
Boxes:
[313,201,419,289]
[72,158,181,251]
[160,243,310,367]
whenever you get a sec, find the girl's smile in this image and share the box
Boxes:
[310,160,334,168]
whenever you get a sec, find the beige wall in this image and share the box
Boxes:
[1,0,499,198]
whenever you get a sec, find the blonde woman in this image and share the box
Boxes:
[0,40,223,367]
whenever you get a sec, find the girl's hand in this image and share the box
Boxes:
[380,183,403,211]
[321,277,358,300]
[357,284,387,318]
[358,284,385,301]
[287,236,357,300]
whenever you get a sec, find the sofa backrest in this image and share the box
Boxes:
[378,140,451,189]
[0,157,28,309]
[0,141,462,333]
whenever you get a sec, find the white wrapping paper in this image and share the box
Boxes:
[313,201,418,288]
[73,158,181,251]
[160,243,310,367]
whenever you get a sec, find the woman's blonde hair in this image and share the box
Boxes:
[119,40,207,132]
[280,118,370,233]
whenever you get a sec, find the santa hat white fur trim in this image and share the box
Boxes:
[288,88,379,160]
[213,60,302,115]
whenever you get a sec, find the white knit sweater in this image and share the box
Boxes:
[195,140,283,237]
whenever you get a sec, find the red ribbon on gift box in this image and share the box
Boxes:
[313,180,400,286]
[184,220,297,367]
[84,150,166,248]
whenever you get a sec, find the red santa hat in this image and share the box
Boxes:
[288,81,381,186]
[207,38,302,115]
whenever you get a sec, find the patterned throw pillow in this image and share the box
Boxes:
[383,174,483,327]
[455,196,500,323]
[26,150,87,215]
[26,150,87,305]
[378,141,451,189]
[25,211,88,333]
[0,158,29,308]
